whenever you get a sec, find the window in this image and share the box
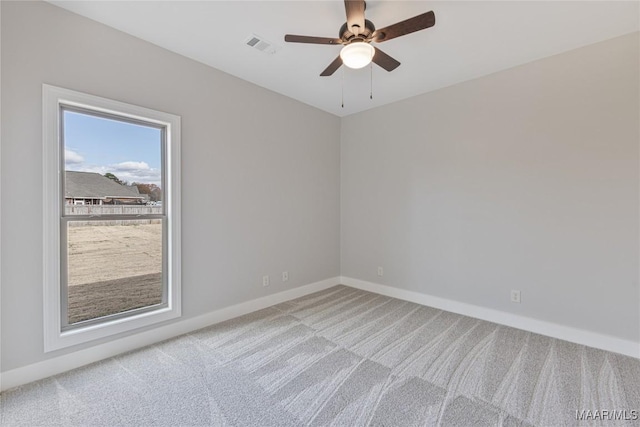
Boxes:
[43,85,181,351]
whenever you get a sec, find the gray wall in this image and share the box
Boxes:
[1,1,340,372]
[341,32,639,342]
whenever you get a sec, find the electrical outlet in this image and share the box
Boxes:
[282,271,289,282]
[377,266,384,277]
[511,290,521,303]
[263,275,270,287]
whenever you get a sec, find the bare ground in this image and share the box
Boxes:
[68,273,162,324]
[67,223,163,324]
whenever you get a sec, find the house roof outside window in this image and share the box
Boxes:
[65,171,147,202]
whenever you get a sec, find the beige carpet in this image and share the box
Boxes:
[2,285,639,426]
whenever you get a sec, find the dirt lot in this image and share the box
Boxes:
[68,223,162,286]
[67,223,163,324]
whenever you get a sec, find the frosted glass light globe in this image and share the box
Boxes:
[340,42,375,69]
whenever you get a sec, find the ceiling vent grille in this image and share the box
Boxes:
[245,34,279,55]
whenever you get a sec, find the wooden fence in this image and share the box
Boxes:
[65,205,163,226]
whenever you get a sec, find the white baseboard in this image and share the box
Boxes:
[0,276,340,392]
[340,276,640,359]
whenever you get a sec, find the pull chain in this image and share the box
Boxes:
[370,63,373,100]
[341,67,345,108]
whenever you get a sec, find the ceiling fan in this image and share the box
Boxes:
[284,0,436,76]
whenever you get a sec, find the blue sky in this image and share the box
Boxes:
[64,110,162,186]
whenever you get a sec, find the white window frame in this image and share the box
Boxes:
[43,84,181,352]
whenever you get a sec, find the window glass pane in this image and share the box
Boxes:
[63,110,163,210]
[66,221,164,325]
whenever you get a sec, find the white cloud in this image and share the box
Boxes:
[112,161,151,171]
[117,170,161,185]
[64,149,84,165]
[108,161,160,185]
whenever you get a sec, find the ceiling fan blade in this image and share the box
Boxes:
[373,11,435,43]
[372,47,400,72]
[320,56,343,76]
[344,0,365,36]
[284,35,342,45]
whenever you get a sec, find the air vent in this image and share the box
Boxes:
[245,34,279,55]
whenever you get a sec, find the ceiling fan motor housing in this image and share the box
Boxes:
[340,19,376,43]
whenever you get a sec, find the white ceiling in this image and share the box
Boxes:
[48,1,639,117]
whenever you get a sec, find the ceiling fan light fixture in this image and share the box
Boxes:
[340,42,374,69]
